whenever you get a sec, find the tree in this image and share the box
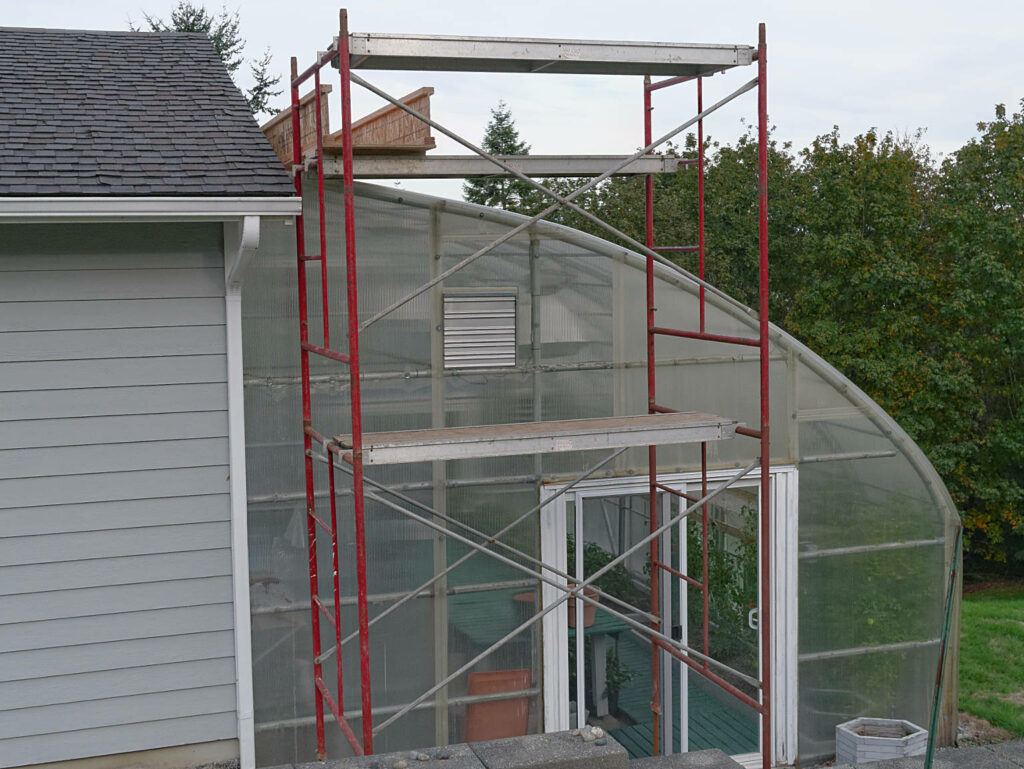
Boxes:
[932,101,1024,569]
[131,2,281,117]
[554,120,1013,569]
[463,101,536,211]
[460,95,1024,569]
[245,48,282,117]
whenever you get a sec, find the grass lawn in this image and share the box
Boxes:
[959,581,1024,737]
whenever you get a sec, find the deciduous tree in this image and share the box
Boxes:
[933,102,1024,567]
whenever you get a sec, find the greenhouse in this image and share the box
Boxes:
[241,180,960,768]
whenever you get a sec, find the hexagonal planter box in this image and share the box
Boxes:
[836,717,928,764]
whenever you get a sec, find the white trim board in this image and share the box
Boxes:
[0,196,302,222]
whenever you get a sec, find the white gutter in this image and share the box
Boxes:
[0,196,301,222]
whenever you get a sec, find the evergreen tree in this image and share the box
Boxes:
[131,2,282,117]
[463,101,534,211]
[245,48,282,117]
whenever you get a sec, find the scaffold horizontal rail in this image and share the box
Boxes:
[302,340,351,364]
[322,154,688,178]
[651,326,761,347]
[336,33,754,76]
[335,412,739,465]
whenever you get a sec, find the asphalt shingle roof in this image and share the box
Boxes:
[0,27,295,197]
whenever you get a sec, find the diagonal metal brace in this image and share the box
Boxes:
[352,71,757,331]
[369,458,760,735]
[313,447,629,663]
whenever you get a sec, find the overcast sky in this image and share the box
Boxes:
[4,0,1023,198]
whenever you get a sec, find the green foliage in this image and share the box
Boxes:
[687,505,758,673]
[566,535,637,604]
[132,2,282,116]
[931,102,1024,565]
[603,646,634,698]
[245,47,283,117]
[959,583,1024,736]
[463,101,539,211]
[566,637,635,707]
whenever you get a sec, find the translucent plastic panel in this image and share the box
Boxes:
[798,448,944,550]
[798,543,946,655]
[798,644,939,761]
[791,358,951,760]
[243,185,957,766]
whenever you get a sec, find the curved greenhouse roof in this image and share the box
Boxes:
[243,181,959,766]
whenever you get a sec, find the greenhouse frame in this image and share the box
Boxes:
[241,12,961,769]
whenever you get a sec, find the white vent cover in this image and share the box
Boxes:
[443,292,517,369]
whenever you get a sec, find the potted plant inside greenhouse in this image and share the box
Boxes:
[604,647,635,716]
[566,536,638,627]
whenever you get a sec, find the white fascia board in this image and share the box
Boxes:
[0,196,302,222]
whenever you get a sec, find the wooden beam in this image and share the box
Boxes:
[260,84,332,166]
[325,86,436,155]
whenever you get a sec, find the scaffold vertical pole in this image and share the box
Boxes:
[643,74,661,756]
[697,77,706,335]
[696,75,711,670]
[757,22,772,769]
[291,54,327,761]
[315,68,330,346]
[337,9,375,753]
[327,451,344,720]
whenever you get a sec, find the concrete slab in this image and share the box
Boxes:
[295,743,485,769]
[989,741,1024,767]
[829,744,1019,769]
[469,730,628,769]
[629,748,743,768]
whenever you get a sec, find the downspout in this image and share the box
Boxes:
[224,215,260,769]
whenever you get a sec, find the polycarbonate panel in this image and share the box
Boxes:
[243,183,957,766]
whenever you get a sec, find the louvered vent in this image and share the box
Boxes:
[443,292,517,369]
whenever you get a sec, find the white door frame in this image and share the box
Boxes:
[539,466,798,767]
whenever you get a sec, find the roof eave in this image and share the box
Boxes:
[0,196,302,222]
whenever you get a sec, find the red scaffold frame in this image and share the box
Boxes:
[288,11,772,768]
[643,25,770,757]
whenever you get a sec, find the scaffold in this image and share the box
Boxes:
[287,11,772,768]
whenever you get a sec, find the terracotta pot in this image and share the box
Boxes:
[465,669,531,742]
[512,590,537,623]
[567,586,600,628]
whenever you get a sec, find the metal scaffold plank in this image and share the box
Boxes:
[336,33,754,76]
[335,412,739,465]
[326,153,686,179]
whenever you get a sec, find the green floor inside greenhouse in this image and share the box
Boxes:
[607,631,759,758]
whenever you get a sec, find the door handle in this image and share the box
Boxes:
[748,607,758,630]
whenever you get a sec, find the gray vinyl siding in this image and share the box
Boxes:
[0,223,238,767]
